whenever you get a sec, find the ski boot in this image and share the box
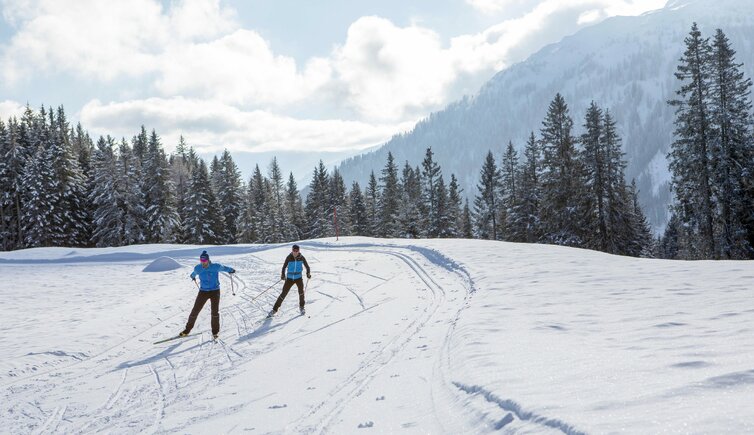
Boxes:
[300,307,306,316]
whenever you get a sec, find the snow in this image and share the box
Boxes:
[143,257,184,272]
[1,237,753,433]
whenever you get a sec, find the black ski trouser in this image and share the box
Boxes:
[273,278,305,311]
[184,290,220,335]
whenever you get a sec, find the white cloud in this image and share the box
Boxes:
[1,0,238,83]
[466,0,525,14]
[79,98,415,154]
[0,100,25,120]
[156,30,331,107]
[331,17,457,122]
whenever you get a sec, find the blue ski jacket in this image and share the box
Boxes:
[191,262,235,291]
[282,254,310,280]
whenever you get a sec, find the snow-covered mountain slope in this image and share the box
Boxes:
[338,0,754,232]
[1,238,753,433]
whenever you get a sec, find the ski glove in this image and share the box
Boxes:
[281,274,286,280]
[306,273,311,279]
[229,268,236,274]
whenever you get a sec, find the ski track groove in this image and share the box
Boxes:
[294,246,451,433]
[32,404,66,435]
[147,364,166,434]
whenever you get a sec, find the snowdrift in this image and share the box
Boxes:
[2,237,752,433]
[142,256,183,272]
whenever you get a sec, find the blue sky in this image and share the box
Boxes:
[0,0,666,170]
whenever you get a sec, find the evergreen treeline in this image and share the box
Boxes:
[662,24,754,260]
[0,99,654,258]
[472,95,653,257]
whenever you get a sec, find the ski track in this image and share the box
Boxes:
[292,246,464,433]
[2,242,491,434]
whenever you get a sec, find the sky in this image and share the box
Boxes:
[0,0,667,172]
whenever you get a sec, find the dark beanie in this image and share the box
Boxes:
[200,250,210,261]
[292,244,300,250]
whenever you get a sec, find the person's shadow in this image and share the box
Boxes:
[237,315,301,343]
[113,341,203,371]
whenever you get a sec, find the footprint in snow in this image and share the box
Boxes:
[358,421,374,428]
[376,396,385,401]
[417,344,428,350]
[268,404,287,409]
[307,386,316,390]
[327,368,337,372]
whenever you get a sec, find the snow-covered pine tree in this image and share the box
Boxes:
[21,142,58,248]
[539,93,585,247]
[435,175,454,238]
[169,136,192,243]
[580,102,607,251]
[364,171,379,237]
[473,151,502,240]
[602,110,628,255]
[422,147,443,237]
[0,118,29,250]
[330,167,348,238]
[284,172,306,241]
[142,130,178,243]
[396,163,423,238]
[500,141,518,240]
[90,136,124,247]
[47,106,88,247]
[117,139,147,245]
[447,174,463,237]
[132,126,148,163]
[217,150,244,243]
[461,199,473,239]
[208,156,228,243]
[305,161,332,239]
[508,132,542,243]
[265,157,286,243]
[184,159,224,244]
[72,123,95,247]
[709,28,753,259]
[347,181,368,236]
[668,23,717,259]
[378,152,401,237]
[242,165,267,243]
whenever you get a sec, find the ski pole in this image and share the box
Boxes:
[249,279,283,303]
[230,273,236,296]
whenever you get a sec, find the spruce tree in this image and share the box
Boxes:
[422,147,443,237]
[539,93,585,246]
[184,160,224,244]
[142,130,177,242]
[365,171,380,237]
[668,23,716,259]
[473,151,502,240]
[284,172,306,241]
[378,152,401,237]
[447,174,463,237]
[509,132,542,243]
[346,181,367,236]
[461,199,474,239]
[500,141,518,240]
[90,136,123,247]
[396,163,423,238]
[580,102,607,251]
[305,161,332,239]
[330,167,348,238]
[709,28,753,258]
[118,139,147,245]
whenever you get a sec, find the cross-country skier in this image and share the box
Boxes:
[269,244,311,317]
[180,250,236,339]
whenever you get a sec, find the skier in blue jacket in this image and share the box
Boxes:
[180,250,235,339]
[269,244,311,317]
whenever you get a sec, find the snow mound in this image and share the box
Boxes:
[142,256,183,272]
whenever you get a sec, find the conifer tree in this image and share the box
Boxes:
[709,28,753,258]
[305,161,332,239]
[90,136,123,247]
[284,172,306,241]
[184,160,224,244]
[539,93,585,246]
[447,174,463,237]
[378,152,401,237]
[347,181,368,236]
[509,132,542,243]
[142,130,177,242]
[397,163,423,238]
[365,171,380,237]
[422,147,443,237]
[474,151,502,240]
[668,23,716,259]
[118,139,147,245]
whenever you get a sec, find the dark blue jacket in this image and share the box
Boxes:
[191,262,235,291]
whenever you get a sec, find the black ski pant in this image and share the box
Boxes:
[273,278,305,311]
[184,290,220,335]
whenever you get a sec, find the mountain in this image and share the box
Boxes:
[337,0,754,232]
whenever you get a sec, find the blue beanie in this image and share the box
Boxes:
[200,250,209,261]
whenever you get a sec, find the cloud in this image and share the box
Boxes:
[79,98,415,154]
[0,100,25,120]
[1,0,238,83]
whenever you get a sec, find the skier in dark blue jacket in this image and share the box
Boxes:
[269,244,311,317]
[180,250,235,339]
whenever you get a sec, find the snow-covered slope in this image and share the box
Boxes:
[2,238,753,433]
[338,0,754,232]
